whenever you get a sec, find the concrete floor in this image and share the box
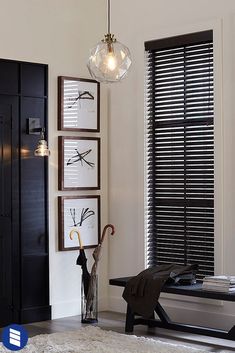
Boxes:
[18,311,235,352]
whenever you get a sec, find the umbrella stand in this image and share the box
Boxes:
[69,229,92,323]
[85,224,115,322]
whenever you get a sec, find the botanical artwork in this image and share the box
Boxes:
[59,196,100,250]
[59,136,100,190]
[58,77,100,132]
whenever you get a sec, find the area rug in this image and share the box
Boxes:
[0,325,227,353]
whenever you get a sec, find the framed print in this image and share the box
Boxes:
[58,76,100,132]
[58,136,100,190]
[58,195,100,251]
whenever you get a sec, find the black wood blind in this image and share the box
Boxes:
[145,31,214,279]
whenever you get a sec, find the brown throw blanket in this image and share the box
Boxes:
[122,264,198,318]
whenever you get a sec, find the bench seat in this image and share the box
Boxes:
[109,276,235,341]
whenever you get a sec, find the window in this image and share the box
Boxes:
[145,31,214,279]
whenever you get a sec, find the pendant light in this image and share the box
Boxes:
[34,128,50,157]
[87,0,132,83]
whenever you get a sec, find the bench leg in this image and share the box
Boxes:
[147,312,156,328]
[125,304,135,333]
[228,325,235,340]
[154,302,171,324]
[123,301,235,341]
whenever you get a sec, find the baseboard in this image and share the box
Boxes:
[20,305,51,324]
[98,296,109,312]
[108,296,235,331]
[52,297,109,320]
[108,296,127,314]
[52,300,80,319]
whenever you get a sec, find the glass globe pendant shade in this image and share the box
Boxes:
[34,130,50,157]
[87,34,132,83]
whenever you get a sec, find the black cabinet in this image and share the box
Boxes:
[0,59,50,327]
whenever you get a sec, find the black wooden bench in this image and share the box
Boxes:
[109,276,235,341]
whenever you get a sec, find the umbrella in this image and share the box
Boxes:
[86,224,115,314]
[69,229,91,298]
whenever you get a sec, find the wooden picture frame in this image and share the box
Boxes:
[58,195,100,251]
[58,136,100,190]
[58,76,100,132]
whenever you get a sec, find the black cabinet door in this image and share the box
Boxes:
[0,101,13,327]
[0,60,50,326]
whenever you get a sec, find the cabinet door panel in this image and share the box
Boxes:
[0,101,13,327]
[21,97,47,255]
[21,64,46,97]
[0,61,18,95]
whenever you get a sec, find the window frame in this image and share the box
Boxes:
[144,28,223,279]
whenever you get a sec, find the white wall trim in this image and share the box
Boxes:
[213,19,224,275]
[52,300,81,320]
[143,17,224,278]
[52,296,109,320]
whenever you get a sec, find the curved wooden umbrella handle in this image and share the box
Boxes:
[69,229,83,249]
[100,224,115,245]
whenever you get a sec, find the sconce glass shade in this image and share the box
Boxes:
[87,35,132,83]
[34,137,50,157]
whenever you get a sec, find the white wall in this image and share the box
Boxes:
[0,0,108,319]
[108,0,235,330]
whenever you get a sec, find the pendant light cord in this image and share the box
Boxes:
[108,0,111,34]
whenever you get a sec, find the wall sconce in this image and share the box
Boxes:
[27,118,50,157]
